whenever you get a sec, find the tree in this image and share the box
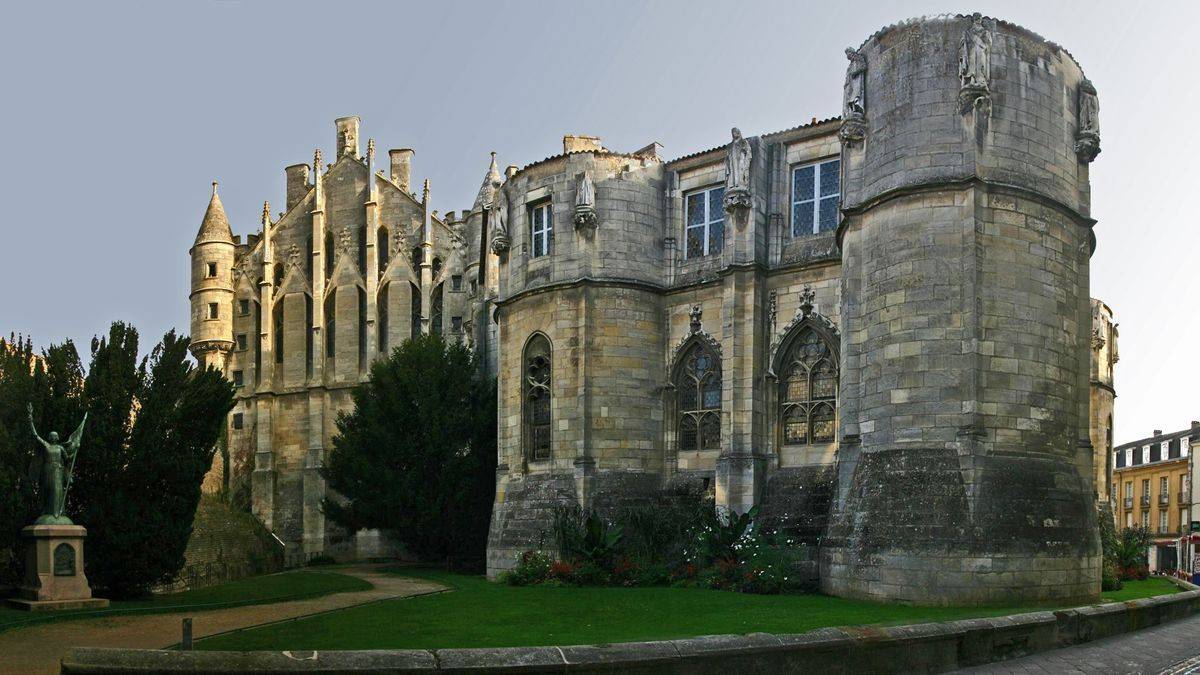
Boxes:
[322,334,497,571]
[81,330,234,596]
[0,324,233,597]
[1114,525,1153,580]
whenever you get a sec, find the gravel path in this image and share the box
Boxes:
[0,566,444,674]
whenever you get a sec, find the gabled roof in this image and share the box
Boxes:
[194,182,234,246]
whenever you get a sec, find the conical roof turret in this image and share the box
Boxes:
[194,181,234,246]
[472,152,502,212]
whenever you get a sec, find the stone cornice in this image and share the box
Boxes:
[837,177,1098,254]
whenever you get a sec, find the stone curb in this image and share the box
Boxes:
[61,588,1200,673]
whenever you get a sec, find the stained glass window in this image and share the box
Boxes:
[676,341,721,452]
[684,186,725,259]
[530,203,553,258]
[792,159,840,236]
[431,283,443,338]
[524,334,552,461]
[779,326,838,445]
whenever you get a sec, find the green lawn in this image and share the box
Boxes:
[196,568,1181,651]
[0,569,371,634]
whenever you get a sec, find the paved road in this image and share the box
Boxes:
[961,611,1200,674]
[0,566,444,674]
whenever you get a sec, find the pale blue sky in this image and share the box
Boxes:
[0,0,1195,444]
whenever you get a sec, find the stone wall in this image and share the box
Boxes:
[154,496,283,593]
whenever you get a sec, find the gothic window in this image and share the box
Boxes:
[792,158,840,236]
[357,288,367,368]
[530,202,553,258]
[779,327,837,445]
[523,334,552,461]
[325,291,336,358]
[306,235,314,280]
[411,248,423,281]
[305,296,314,377]
[410,282,421,339]
[325,231,336,279]
[357,226,367,275]
[378,283,389,352]
[430,283,444,337]
[432,257,443,281]
[377,227,389,274]
[684,185,725,258]
[676,341,721,452]
[273,305,284,364]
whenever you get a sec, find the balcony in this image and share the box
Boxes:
[1141,495,1151,508]
[1125,497,1134,509]
[1160,493,1171,506]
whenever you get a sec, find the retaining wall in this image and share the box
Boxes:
[62,583,1200,673]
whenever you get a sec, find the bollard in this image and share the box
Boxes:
[181,617,193,650]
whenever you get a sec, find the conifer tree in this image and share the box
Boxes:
[322,334,497,571]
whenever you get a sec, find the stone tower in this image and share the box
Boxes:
[189,182,236,372]
[823,15,1102,604]
[1090,299,1117,507]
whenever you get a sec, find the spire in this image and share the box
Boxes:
[261,201,271,227]
[473,151,503,211]
[194,181,234,246]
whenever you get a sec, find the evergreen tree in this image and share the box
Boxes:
[0,324,233,596]
[322,334,497,571]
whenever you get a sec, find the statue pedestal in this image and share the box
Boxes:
[5,524,108,611]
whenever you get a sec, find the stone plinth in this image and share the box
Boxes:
[6,524,108,611]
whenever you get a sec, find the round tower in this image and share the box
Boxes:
[823,15,1101,604]
[189,181,236,372]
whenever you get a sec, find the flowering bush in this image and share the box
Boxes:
[502,550,552,586]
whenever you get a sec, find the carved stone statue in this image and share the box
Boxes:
[27,403,87,525]
[958,14,992,113]
[340,128,356,157]
[959,14,990,88]
[489,187,510,254]
[1075,78,1101,162]
[839,47,868,144]
[843,48,866,118]
[723,128,753,213]
[725,128,752,193]
[573,171,597,231]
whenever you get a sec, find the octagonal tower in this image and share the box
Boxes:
[823,15,1102,604]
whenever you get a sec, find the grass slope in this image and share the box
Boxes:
[196,569,1180,651]
[0,569,370,634]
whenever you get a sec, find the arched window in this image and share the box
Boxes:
[325,291,336,358]
[523,334,552,461]
[325,231,336,280]
[377,227,389,274]
[411,248,423,281]
[305,295,314,377]
[432,257,443,281]
[357,287,367,369]
[306,235,314,281]
[430,283,443,337]
[378,283,389,353]
[676,341,721,452]
[779,327,837,445]
[357,226,367,275]
[272,304,284,364]
[410,282,421,338]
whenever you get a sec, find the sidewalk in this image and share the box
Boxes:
[0,566,444,674]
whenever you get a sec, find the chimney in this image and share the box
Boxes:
[563,134,603,154]
[285,163,310,209]
[389,149,413,191]
[335,116,360,158]
[1154,429,1163,437]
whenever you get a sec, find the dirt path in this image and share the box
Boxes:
[0,566,444,674]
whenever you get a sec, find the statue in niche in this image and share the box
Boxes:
[958,13,992,114]
[1075,78,1101,162]
[723,128,752,212]
[489,187,510,254]
[340,128,356,157]
[573,171,597,232]
[839,47,868,144]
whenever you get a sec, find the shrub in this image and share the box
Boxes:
[1113,526,1152,581]
[552,505,622,570]
[503,551,552,586]
[306,554,337,566]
